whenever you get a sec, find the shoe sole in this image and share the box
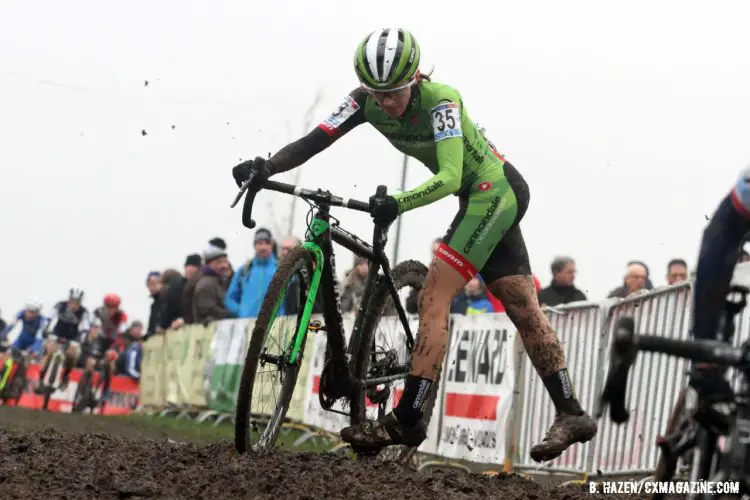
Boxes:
[529,428,598,463]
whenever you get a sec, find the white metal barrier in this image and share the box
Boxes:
[143,262,750,477]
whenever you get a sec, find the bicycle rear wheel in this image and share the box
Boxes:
[234,246,314,454]
[350,260,433,462]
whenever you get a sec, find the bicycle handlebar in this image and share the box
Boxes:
[596,316,750,424]
[230,172,373,229]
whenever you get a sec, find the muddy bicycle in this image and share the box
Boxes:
[596,284,750,499]
[0,345,30,406]
[232,174,435,462]
[38,339,72,411]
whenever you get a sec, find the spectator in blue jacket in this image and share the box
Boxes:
[450,276,495,315]
[225,227,278,318]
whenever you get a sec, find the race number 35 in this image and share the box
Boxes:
[431,102,462,142]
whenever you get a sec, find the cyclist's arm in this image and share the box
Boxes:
[44,307,59,337]
[124,346,141,381]
[267,88,367,176]
[0,315,19,340]
[33,317,49,341]
[392,100,464,213]
[77,310,91,343]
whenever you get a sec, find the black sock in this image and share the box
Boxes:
[542,368,584,415]
[394,375,433,427]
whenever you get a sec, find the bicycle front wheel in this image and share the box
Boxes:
[234,245,314,454]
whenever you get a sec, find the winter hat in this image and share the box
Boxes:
[203,245,227,263]
[254,228,273,244]
[209,237,227,250]
[184,254,202,267]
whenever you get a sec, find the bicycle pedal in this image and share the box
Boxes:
[308,320,326,333]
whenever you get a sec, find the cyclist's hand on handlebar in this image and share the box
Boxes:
[232,156,271,188]
[369,194,399,226]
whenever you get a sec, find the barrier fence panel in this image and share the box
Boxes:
[115,273,750,477]
[436,313,515,464]
[140,331,166,407]
[592,284,692,475]
[208,318,251,413]
[512,302,607,474]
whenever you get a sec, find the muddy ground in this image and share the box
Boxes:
[0,406,677,499]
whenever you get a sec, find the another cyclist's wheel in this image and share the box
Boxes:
[235,245,314,454]
[42,353,64,411]
[97,363,112,414]
[651,389,720,500]
[72,369,93,413]
[350,260,433,461]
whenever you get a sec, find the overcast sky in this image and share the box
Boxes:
[1,0,749,323]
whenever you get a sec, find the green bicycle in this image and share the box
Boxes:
[0,346,29,406]
[232,175,436,462]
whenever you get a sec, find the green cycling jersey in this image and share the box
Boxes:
[317,81,507,214]
[266,78,529,280]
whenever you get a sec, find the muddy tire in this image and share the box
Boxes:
[234,245,314,454]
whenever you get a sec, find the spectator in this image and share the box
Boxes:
[184,253,201,280]
[538,256,587,307]
[280,236,302,259]
[341,256,369,313]
[628,260,654,290]
[451,276,495,315]
[116,320,143,382]
[225,228,278,318]
[608,262,649,298]
[181,254,204,325]
[406,237,443,314]
[194,245,231,323]
[0,309,6,337]
[209,237,233,287]
[159,268,185,331]
[145,271,164,339]
[666,258,689,285]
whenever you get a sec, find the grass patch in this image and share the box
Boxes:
[112,414,337,453]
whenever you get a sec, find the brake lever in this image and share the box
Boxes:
[595,316,638,424]
[230,177,252,209]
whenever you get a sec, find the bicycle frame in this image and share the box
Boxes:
[281,205,416,370]
[237,180,416,387]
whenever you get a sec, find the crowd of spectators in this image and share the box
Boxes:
[137,227,715,337]
[0,228,725,389]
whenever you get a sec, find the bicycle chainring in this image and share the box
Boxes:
[318,357,349,410]
[365,349,399,407]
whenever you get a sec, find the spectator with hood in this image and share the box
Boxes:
[194,245,231,323]
[225,227,278,318]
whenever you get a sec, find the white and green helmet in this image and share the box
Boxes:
[354,28,421,92]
